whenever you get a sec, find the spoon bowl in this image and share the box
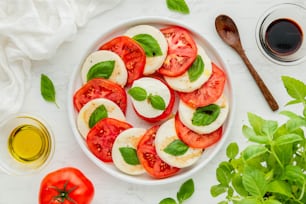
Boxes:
[215,15,279,111]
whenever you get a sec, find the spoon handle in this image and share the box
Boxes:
[238,48,279,111]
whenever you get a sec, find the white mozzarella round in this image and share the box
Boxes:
[81,50,128,86]
[130,77,171,118]
[164,45,212,92]
[77,98,126,139]
[112,128,146,175]
[125,25,168,75]
[178,95,229,134]
[155,118,203,168]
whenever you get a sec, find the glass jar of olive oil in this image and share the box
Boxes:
[0,114,54,175]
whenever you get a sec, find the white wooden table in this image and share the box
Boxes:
[1,0,306,203]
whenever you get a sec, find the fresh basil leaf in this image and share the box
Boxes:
[243,125,269,144]
[242,145,268,161]
[247,112,265,135]
[159,198,177,204]
[226,142,239,159]
[274,133,303,146]
[192,104,220,126]
[210,184,227,197]
[177,179,194,203]
[164,139,189,156]
[119,147,140,165]
[266,180,292,197]
[128,87,147,101]
[216,165,232,187]
[283,165,305,184]
[86,60,115,81]
[133,34,163,57]
[88,105,108,128]
[166,0,190,14]
[282,76,306,103]
[188,55,204,82]
[242,165,267,197]
[232,174,248,197]
[148,94,166,110]
[40,74,58,107]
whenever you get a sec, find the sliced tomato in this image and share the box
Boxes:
[86,118,132,162]
[175,113,223,149]
[158,26,197,77]
[137,125,180,179]
[99,36,146,86]
[178,63,226,108]
[133,77,176,123]
[73,78,127,113]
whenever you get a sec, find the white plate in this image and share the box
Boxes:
[67,16,235,185]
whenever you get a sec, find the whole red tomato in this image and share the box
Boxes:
[39,167,94,204]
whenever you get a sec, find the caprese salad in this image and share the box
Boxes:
[72,23,229,179]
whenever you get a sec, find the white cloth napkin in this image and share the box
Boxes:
[0,0,121,122]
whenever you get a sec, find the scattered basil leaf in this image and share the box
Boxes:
[177,179,194,203]
[159,198,177,204]
[163,139,189,156]
[226,142,239,159]
[128,87,147,101]
[282,76,306,105]
[192,104,220,126]
[166,0,190,14]
[86,60,115,81]
[119,147,140,165]
[133,34,163,57]
[88,105,108,128]
[188,55,204,82]
[148,94,166,110]
[40,74,58,108]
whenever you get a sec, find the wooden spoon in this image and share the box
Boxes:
[215,15,279,111]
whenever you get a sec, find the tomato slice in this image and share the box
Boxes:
[137,125,180,179]
[86,118,132,162]
[178,63,226,108]
[73,78,127,113]
[39,167,94,204]
[99,36,146,86]
[158,26,197,77]
[175,113,223,149]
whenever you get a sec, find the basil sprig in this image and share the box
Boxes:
[128,86,166,110]
[119,147,140,165]
[40,74,58,108]
[88,105,108,128]
[188,55,204,82]
[192,104,221,126]
[133,34,163,57]
[164,139,189,156]
[166,0,190,14]
[86,60,115,81]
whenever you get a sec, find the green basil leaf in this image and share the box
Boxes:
[159,198,177,204]
[210,184,227,197]
[87,60,115,81]
[128,87,147,101]
[119,147,140,165]
[243,125,269,144]
[216,165,232,187]
[232,174,249,197]
[148,94,166,110]
[242,145,268,161]
[274,133,303,146]
[192,104,220,126]
[133,34,163,57]
[164,139,189,156]
[166,0,190,14]
[88,105,108,128]
[266,180,292,197]
[177,179,194,203]
[226,142,239,159]
[40,74,58,107]
[188,55,204,82]
[282,76,306,103]
[242,165,267,197]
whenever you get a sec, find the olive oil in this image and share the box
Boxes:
[8,121,52,166]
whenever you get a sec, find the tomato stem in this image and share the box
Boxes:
[49,180,78,203]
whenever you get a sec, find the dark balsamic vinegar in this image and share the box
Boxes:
[265,18,303,56]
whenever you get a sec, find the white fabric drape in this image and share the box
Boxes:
[0,0,121,122]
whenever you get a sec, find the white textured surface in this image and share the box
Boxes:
[1,0,306,203]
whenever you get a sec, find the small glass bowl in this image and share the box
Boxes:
[0,113,55,175]
[256,3,306,65]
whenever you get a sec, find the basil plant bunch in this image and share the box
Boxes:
[211,76,306,204]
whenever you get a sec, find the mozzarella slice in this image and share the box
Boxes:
[77,98,126,139]
[178,95,229,134]
[112,128,146,175]
[164,45,212,92]
[155,118,203,168]
[125,25,168,75]
[129,77,171,118]
[81,50,128,87]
